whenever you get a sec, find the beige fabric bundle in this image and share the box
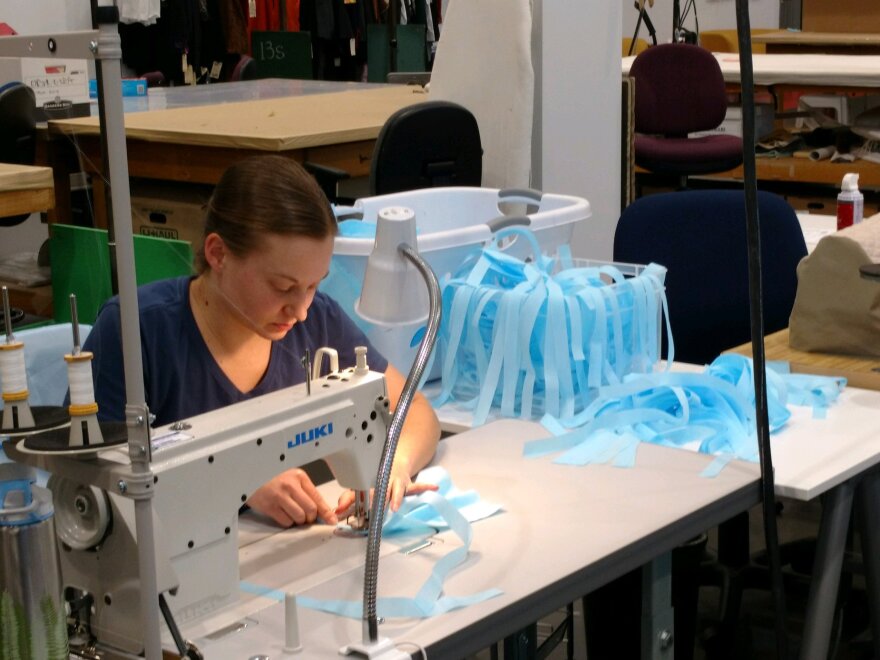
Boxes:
[789,216,880,357]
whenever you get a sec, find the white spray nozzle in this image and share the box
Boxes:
[842,173,860,191]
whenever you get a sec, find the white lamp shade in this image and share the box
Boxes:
[355,206,430,326]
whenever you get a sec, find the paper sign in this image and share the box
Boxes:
[20,58,89,107]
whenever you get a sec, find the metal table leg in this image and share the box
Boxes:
[799,480,856,660]
[642,552,675,660]
[857,469,880,660]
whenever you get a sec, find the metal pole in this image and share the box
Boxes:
[93,8,162,659]
[90,0,119,294]
[0,19,162,659]
[734,3,789,658]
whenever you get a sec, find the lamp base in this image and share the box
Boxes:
[339,636,410,659]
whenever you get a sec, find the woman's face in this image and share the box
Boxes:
[214,232,335,340]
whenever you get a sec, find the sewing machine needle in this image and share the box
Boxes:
[301,350,312,395]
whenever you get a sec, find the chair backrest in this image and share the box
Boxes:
[50,224,194,324]
[0,82,38,227]
[369,100,482,196]
[0,82,35,164]
[613,190,808,365]
[629,43,727,136]
[230,54,258,81]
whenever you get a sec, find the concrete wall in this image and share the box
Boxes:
[534,1,622,261]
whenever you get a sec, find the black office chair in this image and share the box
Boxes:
[0,81,38,227]
[608,189,808,658]
[306,100,483,203]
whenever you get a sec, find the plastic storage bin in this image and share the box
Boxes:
[321,187,591,376]
[434,250,667,424]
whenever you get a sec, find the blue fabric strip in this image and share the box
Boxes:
[432,229,670,426]
[525,355,845,477]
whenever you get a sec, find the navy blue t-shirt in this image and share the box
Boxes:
[84,276,388,427]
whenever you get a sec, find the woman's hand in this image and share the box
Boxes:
[335,464,439,519]
[246,468,338,527]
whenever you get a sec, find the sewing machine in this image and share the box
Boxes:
[5,348,391,657]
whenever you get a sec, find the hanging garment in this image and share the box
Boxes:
[218,0,249,53]
[119,0,203,85]
[119,0,162,25]
[247,0,301,35]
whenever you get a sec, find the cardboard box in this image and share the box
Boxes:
[797,94,880,128]
[691,103,776,144]
[802,0,880,33]
[130,180,213,247]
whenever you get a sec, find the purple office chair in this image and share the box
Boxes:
[229,55,258,82]
[630,43,743,188]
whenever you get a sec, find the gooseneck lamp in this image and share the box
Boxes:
[343,206,442,657]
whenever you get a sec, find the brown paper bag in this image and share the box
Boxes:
[789,218,880,357]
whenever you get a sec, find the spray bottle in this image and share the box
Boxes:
[837,173,864,230]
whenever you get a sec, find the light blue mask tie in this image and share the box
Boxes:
[240,468,503,619]
[524,355,845,475]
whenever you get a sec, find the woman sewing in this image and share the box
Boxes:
[84,155,440,527]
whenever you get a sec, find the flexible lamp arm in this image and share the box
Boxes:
[361,243,442,643]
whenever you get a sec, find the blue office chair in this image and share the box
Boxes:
[610,189,808,658]
[613,189,807,365]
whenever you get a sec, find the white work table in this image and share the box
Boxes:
[192,420,760,658]
[429,365,880,502]
[622,52,880,89]
[429,366,880,660]
[101,78,392,115]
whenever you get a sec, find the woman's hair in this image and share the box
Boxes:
[195,155,336,272]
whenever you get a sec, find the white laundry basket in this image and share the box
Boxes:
[321,186,591,377]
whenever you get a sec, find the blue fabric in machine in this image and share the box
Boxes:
[240,467,502,619]
[523,354,846,475]
[432,227,671,425]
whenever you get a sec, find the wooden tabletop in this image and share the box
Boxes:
[0,162,54,218]
[752,31,880,46]
[46,85,428,151]
[729,328,880,391]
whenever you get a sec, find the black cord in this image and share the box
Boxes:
[629,4,645,56]
[158,593,188,657]
[734,3,789,659]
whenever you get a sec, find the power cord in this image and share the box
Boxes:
[395,640,428,659]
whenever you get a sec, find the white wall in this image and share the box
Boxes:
[623,0,780,46]
[0,1,91,34]
[534,1,622,261]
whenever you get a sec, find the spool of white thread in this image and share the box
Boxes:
[66,353,96,410]
[0,343,28,396]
